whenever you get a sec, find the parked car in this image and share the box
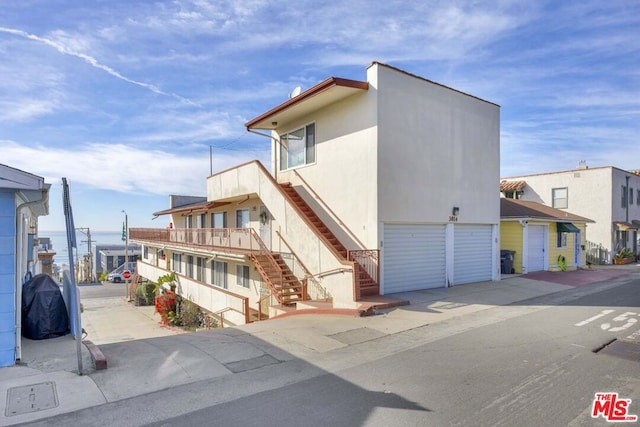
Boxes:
[106,270,132,283]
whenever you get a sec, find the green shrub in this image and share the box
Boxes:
[134,283,156,306]
[614,248,635,259]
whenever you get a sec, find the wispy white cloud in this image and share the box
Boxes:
[0,99,59,122]
[1,140,269,195]
[0,26,197,105]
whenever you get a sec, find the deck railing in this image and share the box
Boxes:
[130,227,266,253]
[130,227,290,305]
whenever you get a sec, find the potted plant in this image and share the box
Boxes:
[613,248,636,265]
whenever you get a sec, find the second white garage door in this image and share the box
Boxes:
[383,224,446,293]
[453,224,493,285]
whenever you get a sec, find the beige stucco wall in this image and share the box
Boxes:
[207,162,357,308]
[273,63,500,250]
[275,88,379,250]
[375,64,500,226]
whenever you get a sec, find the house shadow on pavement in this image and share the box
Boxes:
[8,325,430,426]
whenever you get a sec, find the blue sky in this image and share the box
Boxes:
[1,1,638,232]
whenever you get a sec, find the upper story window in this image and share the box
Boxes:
[280,123,315,170]
[552,187,568,209]
[622,185,627,208]
[630,188,634,205]
[186,215,194,229]
[637,189,640,205]
[212,211,227,228]
[236,209,250,228]
[196,213,206,228]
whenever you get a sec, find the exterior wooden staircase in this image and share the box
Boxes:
[251,252,306,306]
[279,183,379,298]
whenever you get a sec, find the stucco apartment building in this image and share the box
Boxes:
[501,163,640,263]
[130,62,500,324]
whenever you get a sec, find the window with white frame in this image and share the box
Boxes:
[552,187,568,209]
[172,253,182,273]
[143,245,149,259]
[279,123,315,170]
[212,211,227,228]
[236,265,250,288]
[186,255,194,277]
[186,215,194,228]
[212,260,227,289]
[557,232,568,248]
[236,209,250,228]
[196,257,204,281]
[197,213,206,228]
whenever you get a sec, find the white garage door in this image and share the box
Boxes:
[453,225,493,285]
[383,224,446,293]
[528,225,546,272]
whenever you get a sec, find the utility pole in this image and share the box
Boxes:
[122,210,129,300]
[76,227,93,282]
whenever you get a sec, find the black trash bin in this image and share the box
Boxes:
[500,250,515,274]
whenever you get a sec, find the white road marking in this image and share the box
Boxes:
[627,329,640,340]
[575,309,615,326]
[607,312,638,332]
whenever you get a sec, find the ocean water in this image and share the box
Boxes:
[41,230,126,266]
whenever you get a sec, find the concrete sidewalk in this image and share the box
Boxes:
[1,265,638,425]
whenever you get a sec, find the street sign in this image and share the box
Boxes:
[122,270,131,280]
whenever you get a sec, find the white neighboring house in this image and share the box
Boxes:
[0,164,50,367]
[130,62,500,325]
[501,163,640,263]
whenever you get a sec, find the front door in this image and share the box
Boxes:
[574,231,581,267]
[527,225,546,272]
[259,205,272,250]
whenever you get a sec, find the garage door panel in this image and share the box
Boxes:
[453,225,493,285]
[383,224,446,293]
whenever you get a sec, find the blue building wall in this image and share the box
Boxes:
[0,191,16,367]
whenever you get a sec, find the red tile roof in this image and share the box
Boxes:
[500,180,526,192]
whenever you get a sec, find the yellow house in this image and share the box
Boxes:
[500,199,593,274]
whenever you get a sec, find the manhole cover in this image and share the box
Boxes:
[5,381,59,417]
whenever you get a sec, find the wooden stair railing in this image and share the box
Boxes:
[247,228,305,306]
[279,183,379,298]
[280,183,348,257]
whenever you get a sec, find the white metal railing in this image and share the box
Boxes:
[585,240,609,265]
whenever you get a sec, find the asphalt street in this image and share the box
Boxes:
[14,273,640,427]
[139,279,640,426]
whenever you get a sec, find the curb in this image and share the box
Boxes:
[82,340,107,370]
